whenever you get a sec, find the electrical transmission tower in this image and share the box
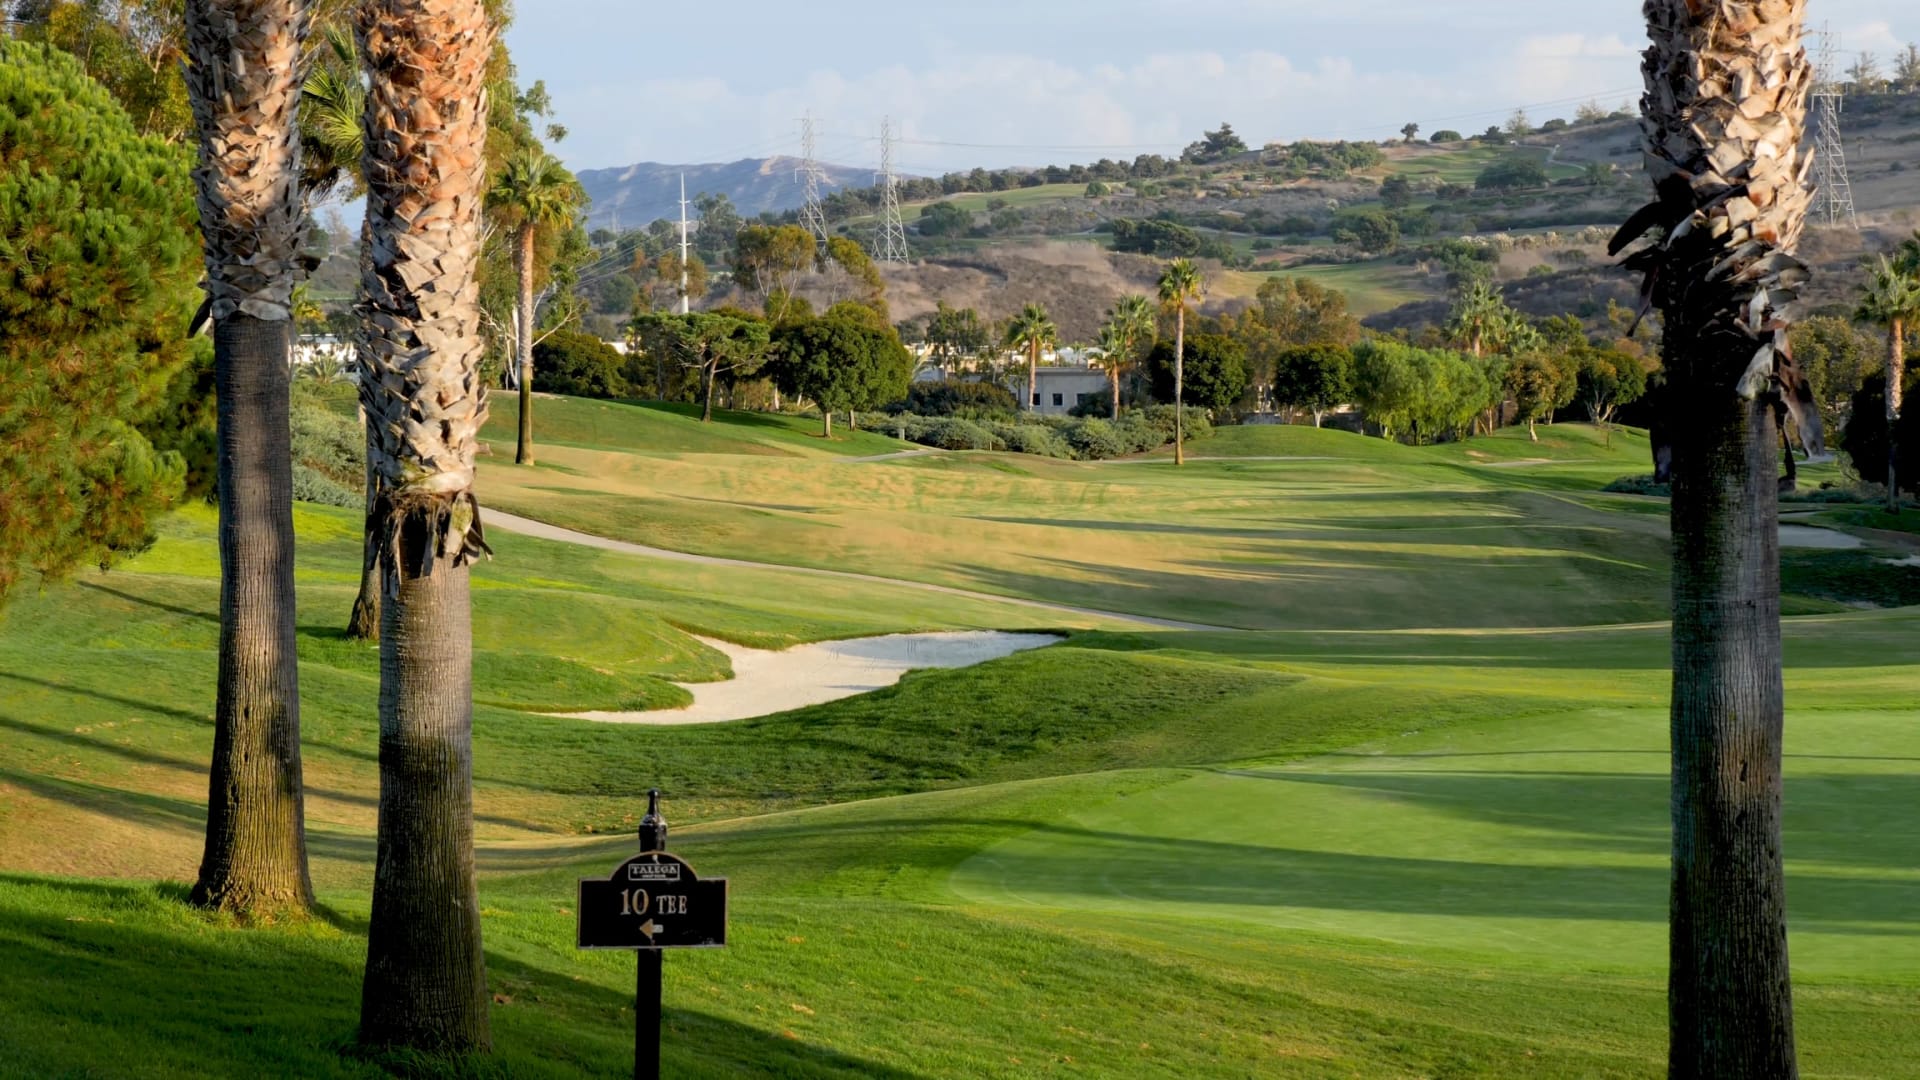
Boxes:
[1812,24,1859,230]
[796,111,830,251]
[875,116,910,264]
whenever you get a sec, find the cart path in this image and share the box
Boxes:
[483,509,1233,632]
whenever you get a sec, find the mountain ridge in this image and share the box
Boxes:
[577,156,870,230]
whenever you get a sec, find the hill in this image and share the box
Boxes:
[576,156,871,230]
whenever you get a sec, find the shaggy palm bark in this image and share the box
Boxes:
[515,225,536,466]
[355,0,495,1053]
[183,0,316,916]
[1620,1,1820,1074]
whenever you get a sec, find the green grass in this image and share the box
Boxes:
[1381,144,1586,186]
[485,396,913,459]
[899,184,1090,222]
[3,403,1917,1076]
[1216,259,1431,316]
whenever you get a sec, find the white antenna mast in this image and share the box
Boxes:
[678,173,693,314]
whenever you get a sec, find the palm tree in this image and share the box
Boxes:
[181,0,317,917]
[1618,2,1816,1073]
[487,148,582,467]
[354,0,495,1053]
[1101,296,1155,421]
[1856,256,1920,513]
[297,23,391,641]
[1003,303,1058,410]
[1157,259,1204,465]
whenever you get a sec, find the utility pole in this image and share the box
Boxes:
[1813,23,1859,230]
[875,116,909,264]
[796,111,830,252]
[678,173,692,315]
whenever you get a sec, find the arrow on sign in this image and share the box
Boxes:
[639,920,662,940]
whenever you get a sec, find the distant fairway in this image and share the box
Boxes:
[2,397,1916,1077]
[952,702,1920,980]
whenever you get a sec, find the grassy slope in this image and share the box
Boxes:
[2,403,1917,1077]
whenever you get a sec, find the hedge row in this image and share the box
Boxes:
[863,405,1212,461]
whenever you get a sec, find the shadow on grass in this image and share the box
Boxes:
[0,875,925,1079]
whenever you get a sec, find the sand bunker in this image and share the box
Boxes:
[564,631,1060,725]
[1779,525,1865,550]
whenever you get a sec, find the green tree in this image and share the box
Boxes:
[1157,259,1205,464]
[732,223,816,322]
[1003,303,1059,411]
[5,0,192,140]
[1625,3,1815,1069]
[1856,256,1920,512]
[487,147,584,466]
[1331,208,1399,253]
[1147,335,1248,416]
[1379,174,1415,209]
[1270,344,1354,427]
[918,201,972,238]
[1789,315,1880,436]
[1182,121,1247,164]
[532,329,627,399]
[354,0,497,1053]
[179,0,322,916]
[1573,345,1650,443]
[633,311,772,422]
[1400,122,1420,144]
[1351,341,1421,442]
[1476,155,1549,192]
[0,41,199,599]
[772,312,914,437]
[1505,351,1576,440]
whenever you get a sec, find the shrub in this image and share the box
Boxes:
[904,379,1018,418]
[289,384,364,506]
[1067,418,1128,460]
[915,417,999,451]
[1604,475,1672,498]
[1137,404,1213,444]
[991,423,1074,458]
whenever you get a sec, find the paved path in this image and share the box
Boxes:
[484,509,1233,632]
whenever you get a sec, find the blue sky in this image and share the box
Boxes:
[507,2,1915,174]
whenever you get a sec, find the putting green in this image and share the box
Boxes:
[951,706,1920,979]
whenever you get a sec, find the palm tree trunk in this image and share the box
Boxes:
[356,0,496,1053]
[182,0,316,917]
[349,405,380,642]
[1173,308,1186,466]
[1667,331,1795,1078]
[1634,4,1810,1067]
[1110,365,1121,422]
[515,225,535,465]
[1028,343,1038,410]
[194,314,314,913]
[1889,318,1905,514]
[360,533,489,1052]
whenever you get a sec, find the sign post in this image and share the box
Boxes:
[577,790,728,1080]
